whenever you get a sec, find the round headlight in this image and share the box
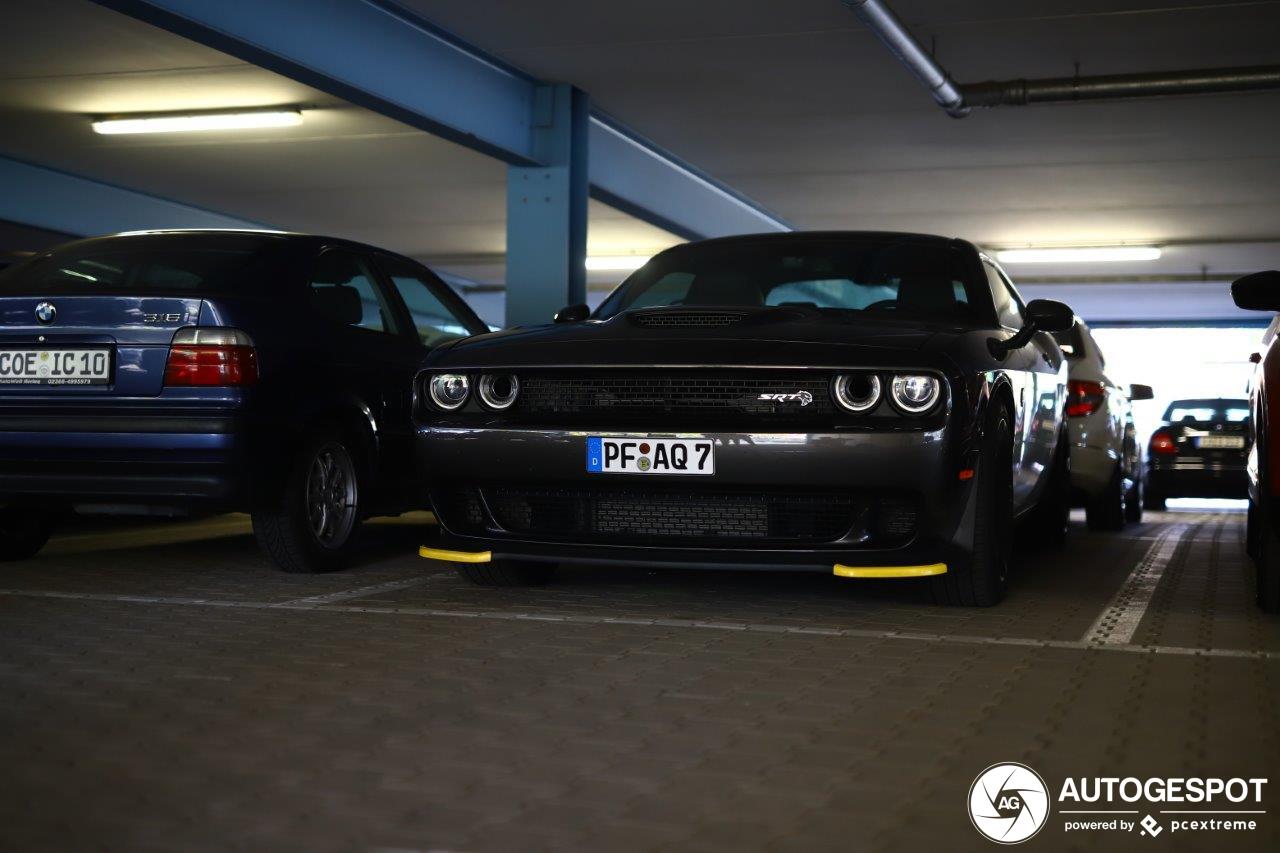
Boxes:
[428,373,470,410]
[477,374,519,410]
[890,374,941,414]
[832,373,881,413]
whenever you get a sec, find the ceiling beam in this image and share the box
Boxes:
[90,0,791,240]
[0,156,263,237]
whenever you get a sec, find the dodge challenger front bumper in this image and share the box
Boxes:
[416,425,979,576]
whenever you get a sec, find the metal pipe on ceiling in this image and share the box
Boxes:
[841,0,968,117]
[961,66,1280,108]
[842,0,1280,117]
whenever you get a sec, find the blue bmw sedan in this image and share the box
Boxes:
[0,230,487,571]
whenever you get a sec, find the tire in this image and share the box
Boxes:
[0,508,53,562]
[1086,465,1126,531]
[1022,427,1069,548]
[932,404,1013,607]
[459,559,556,586]
[1144,484,1166,511]
[252,431,363,573]
[1257,506,1280,613]
[1124,475,1144,524]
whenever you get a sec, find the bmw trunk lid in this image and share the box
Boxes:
[0,295,202,396]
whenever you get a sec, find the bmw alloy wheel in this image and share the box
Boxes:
[305,443,358,547]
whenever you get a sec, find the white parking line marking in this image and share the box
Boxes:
[271,575,447,607]
[3,583,1276,660]
[1084,523,1190,646]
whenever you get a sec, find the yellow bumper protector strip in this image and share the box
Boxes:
[419,546,492,564]
[832,563,948,579]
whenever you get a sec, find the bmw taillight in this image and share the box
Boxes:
[1150,431,1178,455]
[1066,380,1105,417]
[164,328,258,387]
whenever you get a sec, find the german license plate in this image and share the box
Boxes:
[0,348,112,385]
[1197,435,1245,449]
[586,437,715,475]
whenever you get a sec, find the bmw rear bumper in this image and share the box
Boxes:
[417,425,978,574]
[0,413,249,509]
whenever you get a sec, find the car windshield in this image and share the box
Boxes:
[0,234,286,295]
[595,237,986,324]
[1163,399,1250,423]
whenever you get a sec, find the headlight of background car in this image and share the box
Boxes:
[832,373,882,413]
[428,373,470,410]
[890,374,941,414]
[477,374,519,410]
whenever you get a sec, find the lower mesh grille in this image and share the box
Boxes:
[434,486,918,547]
[486,487,859,544]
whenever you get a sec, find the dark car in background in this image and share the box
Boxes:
[1144,397,1250,509]
[0,230,488,571]
[415,231,1074,607]
[1232,270,1280,611]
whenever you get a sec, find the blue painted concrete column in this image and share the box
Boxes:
[505,84,589,328]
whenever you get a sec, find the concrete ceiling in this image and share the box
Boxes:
[0,0,681,282]
[2,0,1279,321]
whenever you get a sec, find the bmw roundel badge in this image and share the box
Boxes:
[34,302,56,325]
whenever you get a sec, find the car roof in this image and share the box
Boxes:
[653,230,977,255]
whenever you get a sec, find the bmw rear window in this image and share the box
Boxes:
[0,234,288,295]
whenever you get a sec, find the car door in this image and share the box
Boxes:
[372,253,489,498]
[306,248,425,508]
[983,259,1065,509]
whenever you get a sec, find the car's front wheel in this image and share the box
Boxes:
[0,508,53,562]
[252,432,363,573]
[459,559,557,586]
[932,404,1012,607]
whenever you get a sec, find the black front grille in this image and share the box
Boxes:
[485,486,859,544]
[630,311,747,328]
[513,372,835,422]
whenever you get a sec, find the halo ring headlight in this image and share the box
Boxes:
[890,374,941,414]
[832,373,882,413]
[477,374,519,410]
[428,373,470,411]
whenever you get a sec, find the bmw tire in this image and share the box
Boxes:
[253,431,363,573]
[0,508,53,562]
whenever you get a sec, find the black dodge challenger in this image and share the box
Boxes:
[414,232,1074,605]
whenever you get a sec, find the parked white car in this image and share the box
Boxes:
[1053,319,1154,529]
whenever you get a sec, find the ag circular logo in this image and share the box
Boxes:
[968,762,1050,844]
[34,301,56,325]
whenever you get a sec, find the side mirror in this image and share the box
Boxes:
[1128,383,1155,401]
[1231,271,1280,312]
[989,299,1075,359]
[1025,299,1075,333]
[554,303,590,323]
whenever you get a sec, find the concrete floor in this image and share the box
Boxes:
[1,509,1276,851]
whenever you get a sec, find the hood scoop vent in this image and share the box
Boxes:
[629,310,747,328]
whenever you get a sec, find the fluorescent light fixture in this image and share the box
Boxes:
[585,255,651,272]
[996,246,1162,264]
[92,110,303,135]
